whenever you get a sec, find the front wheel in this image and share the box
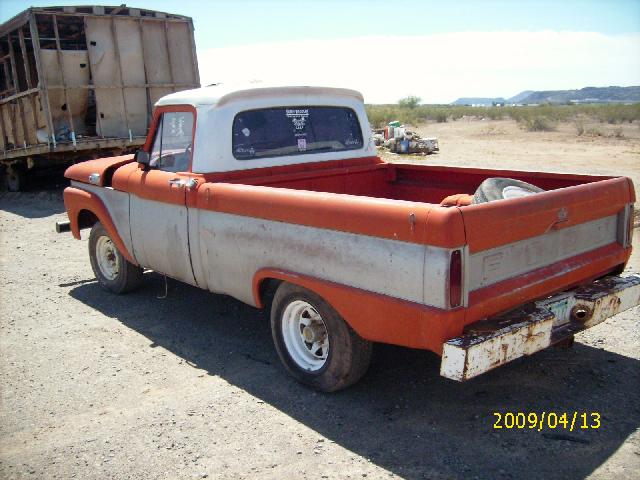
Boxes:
[89,222,143,294]
[270,282,372,392]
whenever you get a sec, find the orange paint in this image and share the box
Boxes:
[65,155,134,186]
[461,177,632,253]
[196,181,467,247]
[253,268,465,354]
[63,186,138,265]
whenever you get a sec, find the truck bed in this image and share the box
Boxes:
[191,156,633,350]
[200,156,613,204]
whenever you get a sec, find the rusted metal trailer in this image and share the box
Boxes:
[0,5,200,190]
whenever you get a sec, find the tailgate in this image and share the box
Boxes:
[460,177,634,323]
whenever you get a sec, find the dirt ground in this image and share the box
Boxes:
[383,118,640,190]
[1,119,639,480]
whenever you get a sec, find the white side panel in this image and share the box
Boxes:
[423,247,451,309]
[194,210,445,308]
[70,181,132,256]
[468,214,619,291]
[130,197,195,285]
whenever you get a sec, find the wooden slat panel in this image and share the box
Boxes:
[166,21,196,86]
[114,18,147,136]
[39,49,89,136]
[84,17,127,137]
[141,21,173,107]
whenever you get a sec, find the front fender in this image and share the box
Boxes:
[63,186,138,265]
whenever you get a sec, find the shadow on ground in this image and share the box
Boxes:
[0,189,65,218]
[70,273,639,480]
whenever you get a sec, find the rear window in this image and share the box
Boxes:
[232,106,363,160]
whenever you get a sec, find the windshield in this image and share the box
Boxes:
[232,106,363,160]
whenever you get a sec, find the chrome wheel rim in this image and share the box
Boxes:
[281,300,329,371]
[96,236,120,281]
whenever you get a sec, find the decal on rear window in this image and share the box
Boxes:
[232,106,363,160]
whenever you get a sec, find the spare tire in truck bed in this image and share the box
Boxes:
[472,177,544,204]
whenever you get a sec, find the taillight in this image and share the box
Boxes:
[628,205,635,247]
[618,204,635,248]
[449,250,462,308]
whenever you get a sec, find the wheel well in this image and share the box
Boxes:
[78,209,99,230]
[258,278,282,311]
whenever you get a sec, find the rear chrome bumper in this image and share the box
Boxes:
[440,273,640,381]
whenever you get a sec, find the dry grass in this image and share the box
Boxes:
[365,103,640,132]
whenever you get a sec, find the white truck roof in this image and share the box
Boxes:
[155,83,365,108]
[154,82,375,173]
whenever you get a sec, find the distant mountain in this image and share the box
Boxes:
[507,90,534,103]
[518,86,640,104]
[451,86,640,106]
[451,97,506,106]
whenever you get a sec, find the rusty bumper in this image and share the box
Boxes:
[440,273,640,381]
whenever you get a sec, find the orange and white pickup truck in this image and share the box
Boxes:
[58,84,640,391]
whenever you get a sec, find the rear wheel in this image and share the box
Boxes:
[89,222,143,294]
[270,282,372,392]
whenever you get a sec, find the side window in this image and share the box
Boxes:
[149,111,194,172]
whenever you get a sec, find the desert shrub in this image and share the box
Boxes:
[486,108,504,120]
[398,96,421,109]
[585,126,604,136]
[435,111,448,123]
[612,127,625,138]
[575,120,585,136]
[519,116,556,132]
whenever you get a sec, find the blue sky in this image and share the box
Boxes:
[2,1,639,102]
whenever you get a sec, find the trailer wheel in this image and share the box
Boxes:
[472,177,544,204]
[271,282,372,392]
[89,222,143,294]
[2,164,27,192]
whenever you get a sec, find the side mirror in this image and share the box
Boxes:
[135,150,150,169]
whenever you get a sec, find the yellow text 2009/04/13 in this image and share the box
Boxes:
[492,411,601,431]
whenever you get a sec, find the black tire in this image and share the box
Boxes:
[472,177,544,204]
[88,222,143,294]
[270,282,372,392]
[2,164,27,192]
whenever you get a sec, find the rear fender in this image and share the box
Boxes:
[63,186,138,265]
[253,268,465,353]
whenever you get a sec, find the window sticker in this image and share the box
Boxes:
[168,115,186,137]
[286,109,309,131]
[297,138,307,151]
[235,146,256,156]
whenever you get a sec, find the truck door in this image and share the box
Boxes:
[128,108,197,285]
